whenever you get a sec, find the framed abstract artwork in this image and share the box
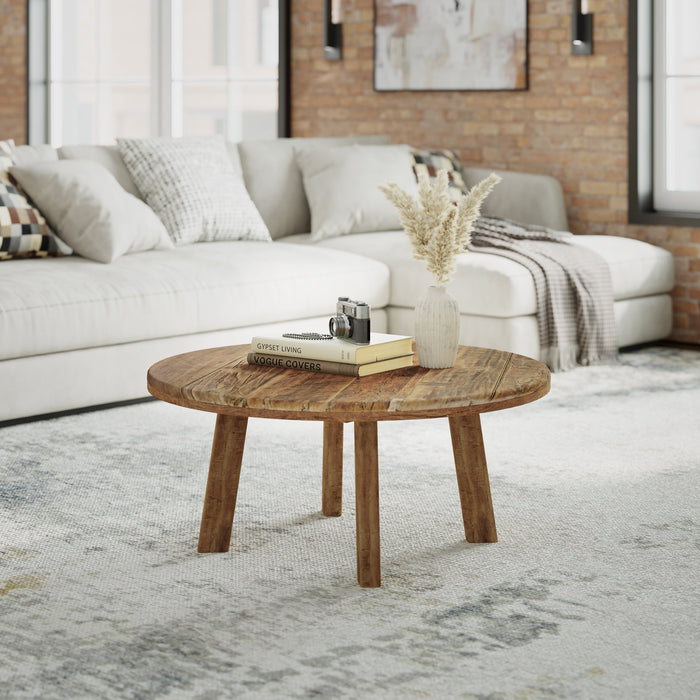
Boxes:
[374,0,528,91]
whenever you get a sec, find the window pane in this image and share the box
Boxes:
[236,81,278,139]
[666,0,700,76]
[182,83,228,137]
[181,0,278,78]
[53,84,151,145]
[178,0,278,141]
[108,0,151,80]
[50,0,99,81]
[182,0,229,78]
[181,81,277,141]
[666,77,700,192]
[45,0,279,144]
[51,0,150,81]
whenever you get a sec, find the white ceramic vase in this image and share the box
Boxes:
[414,285,460,368]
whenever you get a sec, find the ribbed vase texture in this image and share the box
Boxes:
[414,285,460,368]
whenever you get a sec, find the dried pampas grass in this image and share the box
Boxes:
[379,169,501,286]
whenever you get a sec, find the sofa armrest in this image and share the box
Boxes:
[462,166,569,232]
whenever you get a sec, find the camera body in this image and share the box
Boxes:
[329,297,371,344]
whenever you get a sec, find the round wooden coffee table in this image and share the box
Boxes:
[147,344,550,587]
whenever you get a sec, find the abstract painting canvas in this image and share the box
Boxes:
[374,0,528,91]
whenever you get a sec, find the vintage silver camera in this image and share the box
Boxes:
[329,297,371,344]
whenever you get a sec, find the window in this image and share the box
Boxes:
[629,0,700,224]
[28,0,288,146]
[653,0,700,212]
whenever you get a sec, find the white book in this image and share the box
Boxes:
[249,332,413,364]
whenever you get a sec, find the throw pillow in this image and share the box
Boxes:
[58,144,144,199]
[117,136,271,245]
[10,160,174,264]
[0,139,72,260]
[411,148,467,203]
[237,135,390,240]
[295,144,419,241]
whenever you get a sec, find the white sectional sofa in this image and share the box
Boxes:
[0,136,674,423]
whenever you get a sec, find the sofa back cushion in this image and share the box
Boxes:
[58,141,244,202]
[296,144,419,241]
[237,135,388,240]
[462,166,569,232]
[58,144,144,199]
[12,143,60,166]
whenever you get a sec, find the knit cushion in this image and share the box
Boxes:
[117,137,271,246]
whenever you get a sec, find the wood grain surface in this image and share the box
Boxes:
[354,421,381,587]
[147,344,550,422]
[449,414,499,543]
[322,421,343,517]
[197,414,248,553]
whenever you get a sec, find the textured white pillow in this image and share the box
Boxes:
[238,136,389,240]
[295,144,419,241]
[117,136,271,245]
[9,159,173,264]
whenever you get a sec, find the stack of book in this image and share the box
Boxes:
[248,332,414,376]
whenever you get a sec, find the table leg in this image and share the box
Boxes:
[354,421,380,587]
[322,421,343,516]
[448,414,498,543]
[197,414,248,553]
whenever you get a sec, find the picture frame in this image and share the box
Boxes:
[374,0,528,92]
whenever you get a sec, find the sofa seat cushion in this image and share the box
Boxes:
[0,241,390,361]
[284,230,675,318]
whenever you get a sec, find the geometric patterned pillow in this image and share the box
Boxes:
[0,139,72,260]
[117,136,271,246]
[410,148,467,204]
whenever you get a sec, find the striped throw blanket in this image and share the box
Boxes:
[468,217,618,371]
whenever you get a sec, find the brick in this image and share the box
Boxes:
[580,181,618,196]
[673,300,699,315]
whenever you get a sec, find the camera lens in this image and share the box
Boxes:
[329,314,351,338]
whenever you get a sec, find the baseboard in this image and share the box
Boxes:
[0,397,156,429]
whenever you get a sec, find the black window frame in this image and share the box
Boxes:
[628,0,700,227]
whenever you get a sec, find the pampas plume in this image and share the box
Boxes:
[379,170,501,286]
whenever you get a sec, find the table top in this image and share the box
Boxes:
[147,344,550,422]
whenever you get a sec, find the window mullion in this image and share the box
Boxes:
[47,0,63,145]
[97,1,112,144]
[154,0,181,138]
[652,0,667,211]
[170,0,183,137]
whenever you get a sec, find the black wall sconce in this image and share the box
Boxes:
[324,0,342,61]
[572,0,593,55]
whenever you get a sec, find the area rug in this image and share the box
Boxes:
[1,346,698,699]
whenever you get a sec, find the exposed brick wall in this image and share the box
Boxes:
[0,0,26,144]
[291,0,700,344]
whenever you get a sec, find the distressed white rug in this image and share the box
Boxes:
[1,346,699,699]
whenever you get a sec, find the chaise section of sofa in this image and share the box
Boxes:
[277,161,674,359]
